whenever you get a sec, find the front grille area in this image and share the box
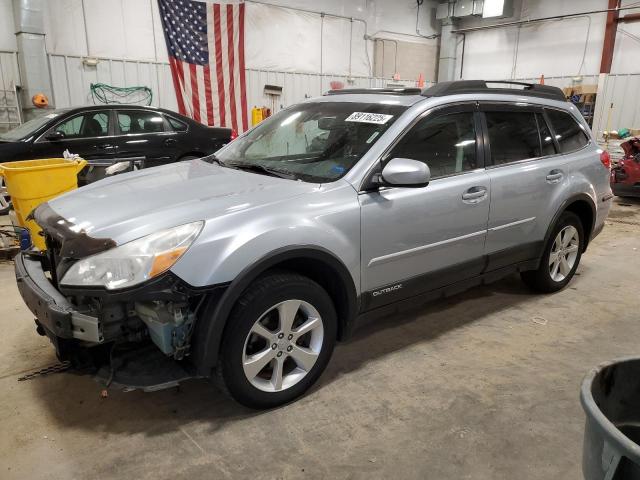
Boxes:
[44,233,62,287]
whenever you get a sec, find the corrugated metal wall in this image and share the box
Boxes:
[591,74,640,138]
[47,54,178,111]
[44,54,426,117]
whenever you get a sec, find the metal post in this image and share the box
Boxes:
[600,0,621,74]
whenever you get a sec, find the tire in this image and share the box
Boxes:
[0,176,11,215]
[521,211,584,293]
[218,271,337,409]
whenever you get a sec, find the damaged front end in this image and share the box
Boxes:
[15,204,222,391]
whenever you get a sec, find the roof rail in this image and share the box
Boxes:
[325,87,423,96]
[421,80,566,102]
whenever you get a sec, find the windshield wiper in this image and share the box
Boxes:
[202,154,227,167]
[226,162,297,180]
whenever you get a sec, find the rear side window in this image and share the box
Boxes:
[485,111,541,165]
[117,110,166,134]
[545,109,589,153]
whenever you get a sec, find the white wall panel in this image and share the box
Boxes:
[43,0,88,56]
[0,0,17,52]
[460,28,517,79]
[82,0,157,60]
[245,4,321,73]
[457,0,640,80]
[121,0,158,60]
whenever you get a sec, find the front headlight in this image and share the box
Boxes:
[60,221,203,290]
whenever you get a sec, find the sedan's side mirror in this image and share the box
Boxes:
[379,157,431,188]
[45,131,65,141]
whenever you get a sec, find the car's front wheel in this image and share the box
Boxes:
[218,271,337,409]
[521,211,584,293]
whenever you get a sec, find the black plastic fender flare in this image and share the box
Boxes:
[192,245,359,376]
[542,192,597,257]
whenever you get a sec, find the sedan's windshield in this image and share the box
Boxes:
[0,111,64,142]
[214,101,408,183]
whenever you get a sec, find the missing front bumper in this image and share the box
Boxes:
[14,252,103,343]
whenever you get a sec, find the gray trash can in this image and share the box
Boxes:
[581,357,640,479]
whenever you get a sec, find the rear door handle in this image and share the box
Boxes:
[97,143,117,150]
[546,170,563,183]
[164,138,177,146]
[462,186,488,204]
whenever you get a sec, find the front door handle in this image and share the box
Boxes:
[164,138,177,146]
[462,186,488,204]
[546,170,563,183]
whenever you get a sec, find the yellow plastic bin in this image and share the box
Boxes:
[0,158,87,250]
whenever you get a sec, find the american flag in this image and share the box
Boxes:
[158,0,248,133]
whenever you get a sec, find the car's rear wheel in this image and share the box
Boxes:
[521,211,584,293]
[218,271,337,409]
[0,176,11,215]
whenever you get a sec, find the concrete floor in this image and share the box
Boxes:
[0,199,639,480]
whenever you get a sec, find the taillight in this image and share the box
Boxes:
[600,150,611,170]
[230,129,238,141]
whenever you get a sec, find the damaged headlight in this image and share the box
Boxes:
[60,221,203,290]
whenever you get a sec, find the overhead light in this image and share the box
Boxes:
[82,57,99,67]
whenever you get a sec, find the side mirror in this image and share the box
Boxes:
[379,157,431,188]
[45,131,65,141]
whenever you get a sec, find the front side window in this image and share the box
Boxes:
[53,112,110,139]
[215,102,408,183]
[117,110,165,134]
[545,109,589,153]
[387,111,478,179]
[485,111,541,165]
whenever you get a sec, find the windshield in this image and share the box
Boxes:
[0,111,63,142]
[214,101,408,183]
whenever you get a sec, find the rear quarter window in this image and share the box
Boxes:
[545,109,590,153]
[167,116,188,132]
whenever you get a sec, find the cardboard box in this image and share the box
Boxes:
[572,84,598,95]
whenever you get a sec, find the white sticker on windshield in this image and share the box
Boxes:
[345,112,393,125]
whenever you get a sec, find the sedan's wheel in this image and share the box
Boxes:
[0,176,11,215]
[219,272,336,409]
[521,211,584,293]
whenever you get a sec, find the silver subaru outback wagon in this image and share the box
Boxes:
[15,80,612,408]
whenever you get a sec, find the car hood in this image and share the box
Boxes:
[44,159,320,245]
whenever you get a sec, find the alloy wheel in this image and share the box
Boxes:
[0,176,10,211]
[242,299,324,393]
[548,225,580,282]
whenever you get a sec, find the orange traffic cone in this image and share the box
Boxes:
[539,74,545,85]
[417,73,425,88]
